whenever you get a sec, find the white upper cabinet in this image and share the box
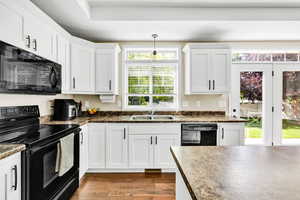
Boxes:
[211,49,231,92]
[0,2,23,47]
[57,35,70,93]
[106,124,128,168]
[184,44,231,94]
[70,37,95,93]
[23,11,56,61]
[95,44,120,95]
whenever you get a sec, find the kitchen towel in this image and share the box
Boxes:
[55,133,74,176]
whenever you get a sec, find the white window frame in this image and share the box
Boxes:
[122,45,180,111]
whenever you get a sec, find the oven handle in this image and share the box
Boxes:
[30,140,60,155]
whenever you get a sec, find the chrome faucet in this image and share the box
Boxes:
[149,109,155,116]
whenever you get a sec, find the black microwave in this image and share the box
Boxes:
[0,40,61,95]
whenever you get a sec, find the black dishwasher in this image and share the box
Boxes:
[181,124,218,146]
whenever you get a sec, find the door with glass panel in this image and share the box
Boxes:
[231,64,273,145]
[273,64,300,145]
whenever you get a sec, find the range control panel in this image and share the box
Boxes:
[0,105,40,120]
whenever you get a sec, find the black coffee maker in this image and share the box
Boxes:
[52,99,78,121]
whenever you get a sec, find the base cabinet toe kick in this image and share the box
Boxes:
[78,122,244,175]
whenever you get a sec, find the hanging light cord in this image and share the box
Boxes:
[152,34,158,56]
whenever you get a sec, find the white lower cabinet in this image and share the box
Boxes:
[0,152,21,200]
[88,123,106,169]
[106,124,128,168]
[129,135,154,168]
[128,124,181,169]
[154,135,179,168]
[219,123,245,146]
[84,122,243,174]
[79,125,89,180]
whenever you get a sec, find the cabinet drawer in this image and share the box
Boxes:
[128,124,181,135]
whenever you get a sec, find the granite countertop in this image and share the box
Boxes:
[42,113,246,125]
[171,146,300,200]
[0,144,26,160]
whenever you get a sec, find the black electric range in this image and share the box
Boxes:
[0,105,80,200]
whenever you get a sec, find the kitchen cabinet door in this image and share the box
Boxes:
[57,36,70,93]
[0,2,23,48]
[189,49,210,93]
[219,123,245,146]
[154,135,179,168]
[88,123,106,169]
[95,48,119,94]
[211,50,231,93]
[106,124,128,168]
[70,42,95,93]
[129,135,153,168]
[79,125,89,179]
[23,12,55,61]
[0,153,22,200]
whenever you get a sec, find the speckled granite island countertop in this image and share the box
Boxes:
[0,144,26,160]
[171,146,300,200]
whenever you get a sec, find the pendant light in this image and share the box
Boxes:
[152,34,158,56]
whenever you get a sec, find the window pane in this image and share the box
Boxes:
[128,65,151,94]
[153,86,174,94]
[127,50,178,60]
[128,96,150,106]
[153,96,174,106]
[272,53,285,62]
[286,53,298,62]
[240,72,264,145]
[258,54,272,62]
[282,71,300,144]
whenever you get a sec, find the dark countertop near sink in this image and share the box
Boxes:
[41,111,246,126]
[0,144,26,160]
[171,146,300,200]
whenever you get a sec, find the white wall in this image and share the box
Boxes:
[0,94,73,116]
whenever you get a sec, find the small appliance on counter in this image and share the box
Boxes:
[53,99,79,121]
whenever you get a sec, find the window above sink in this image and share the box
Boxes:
[123,47,180,111]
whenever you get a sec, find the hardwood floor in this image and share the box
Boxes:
[70,173,176,200]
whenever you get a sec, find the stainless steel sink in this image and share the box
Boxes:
[130,115,176,121]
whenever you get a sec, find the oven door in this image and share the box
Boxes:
[28,133,79,200]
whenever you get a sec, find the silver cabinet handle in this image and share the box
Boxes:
[150,136,153,145]
[213,80,215,90]
[209,80,211,90]
[123,128,126,140]
[11,165,17,191]
[25,35,31,48]
[222,128,224,139]
[73,77,75,89]
[155,136,158,145]
[33,39,37,51]
[109,80,112,91]
[81,132,83,144]
[4,174,7,200]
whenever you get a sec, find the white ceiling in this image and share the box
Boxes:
[31,0,300,42]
